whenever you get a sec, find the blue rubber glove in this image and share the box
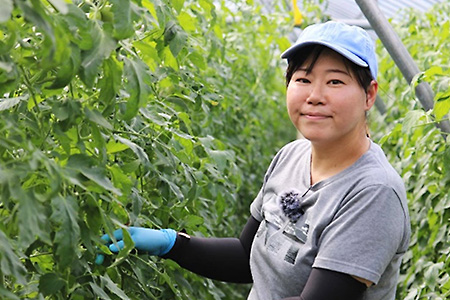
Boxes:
[95,227,177,265]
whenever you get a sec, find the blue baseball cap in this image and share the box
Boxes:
[281,21,378,80]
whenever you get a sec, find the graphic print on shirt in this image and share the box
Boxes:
[262,209,310,265]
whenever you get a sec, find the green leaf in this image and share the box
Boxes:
[142,1,157,24]
[171,0,185,13]
[0,59,13,73]
[66,153,96,169]
[64,4,92,50]
[50,195,80,269]
[159,174,184,200]
[0,286,20,300]
[98,57,122,105]
[113,135,150,168]
[153,0,167,29]
[441,275,450,292]
[0,21,17,55]
[0,95,26,111]
[178,11,197,32]
[48,0,68,14]
[424,65,444,77]
[109,165,133,195]
[187,51,206,70]
[47,0,68,14]
[140,107,170,126]
[181,215,204,228]
[48,45,81,89]
[162,46,178,69]
[109,229,134,268]
[80,166,122,195]
[433,91,450,120]
[80,23,116,87]
[18,192,51,247]
[0,230,27,285]
[207,149,234,172]
[110,0,134,40]
[101,274,131,300]
[122,57,152,120]
[51,99,82,131]
[133,38,160,71]
[0,0,13,23]
[443,145,450,180]
[106,140,130,154]
[85,196,102,232]
[424,262,444,287]
[84,107,113,130]
[402,110,426,133]
[164,21,187,57]
[18,0,55,47]
[177,111,193,134]
[89,282,112,300]
[66,154,122,194]
[38,272,66,296]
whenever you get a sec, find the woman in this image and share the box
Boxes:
[97,21,411,300]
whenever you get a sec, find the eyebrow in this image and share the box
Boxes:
[297,67,351,76]
[326,68,351,76]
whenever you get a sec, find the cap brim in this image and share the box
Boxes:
[281,41,368,68]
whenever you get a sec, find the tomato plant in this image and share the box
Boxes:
[2,0,449,299]
[0,0,294,298]
[370,2,450,299]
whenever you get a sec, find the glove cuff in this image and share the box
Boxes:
[159,229,177,256]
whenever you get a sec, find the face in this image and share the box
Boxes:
[286,49,377,146]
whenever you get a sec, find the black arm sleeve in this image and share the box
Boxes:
[161,216,260,283]
[282,268,367,300]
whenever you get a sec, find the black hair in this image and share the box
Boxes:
[285,45,373,93]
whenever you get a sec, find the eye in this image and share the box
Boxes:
[295,77,310,84]
[329,79,344,85]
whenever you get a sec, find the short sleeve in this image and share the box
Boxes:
[250,189,264,222]
[313,185,407,284]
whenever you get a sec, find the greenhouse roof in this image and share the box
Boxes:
[324,0,446,27]
[277,0,448,42]
[259,0,446,27]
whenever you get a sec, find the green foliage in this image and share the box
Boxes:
[5,0,449,298]
[0,0,295,298]
[369,2,450,299]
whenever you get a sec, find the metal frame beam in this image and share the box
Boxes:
[355,0,450,133]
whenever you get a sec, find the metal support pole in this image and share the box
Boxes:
[355,0,450,134]
[375,95,387,115]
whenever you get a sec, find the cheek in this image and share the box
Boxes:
[337,98,366,123]
[286,85,301,111]
[286,97,297,120]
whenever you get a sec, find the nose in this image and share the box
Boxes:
[306,83,325,105]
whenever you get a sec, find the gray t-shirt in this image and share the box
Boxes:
[248,139,410,300]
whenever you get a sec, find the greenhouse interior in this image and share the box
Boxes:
[0,0,449,299]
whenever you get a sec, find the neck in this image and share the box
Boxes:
[310,134,370,185]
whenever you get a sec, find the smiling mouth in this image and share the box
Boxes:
[301,113,330,120]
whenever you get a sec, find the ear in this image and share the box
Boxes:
[364,80,378,111]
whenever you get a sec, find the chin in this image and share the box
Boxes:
[299,134,318,142]
[299,132,332,145]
